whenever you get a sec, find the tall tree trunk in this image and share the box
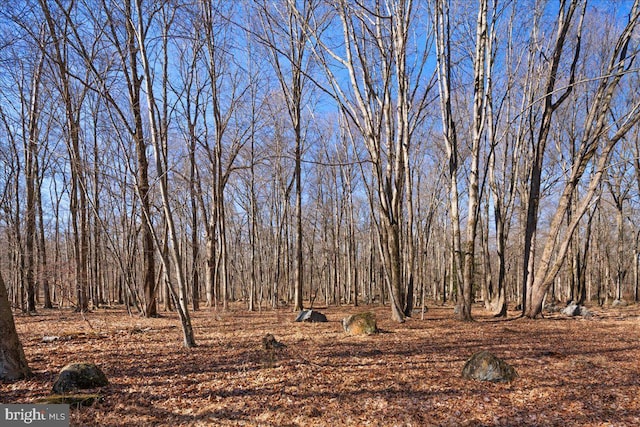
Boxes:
[614,201,625,301]
[200,0,245,312]
[522,0,582,315]
[22,42,46,312]
[216,185,229,311]
[134,1,196,347]
[123,0,157,317]
[0,269,31,381]
[256,0,314,313]
[460,0,491,321]
[248,134,257,312]
[189,133,200,312]
[36,157,52,309]
[379,214,405,323]
[435,0,463,315]
[205,223,216,308]
[294,131,303,311]
[634,138,640,303]
[635,230,640,303]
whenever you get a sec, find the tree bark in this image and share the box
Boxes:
[0,270,32,381]
[23,46,45,313]
[122,0,158,317]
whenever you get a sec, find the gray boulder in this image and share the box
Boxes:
[579,305,592,318]
[462,351,517,383]
[561,303,580,316]
[562,302,592,318]
[295,309,328,323]
[52,362,108,394]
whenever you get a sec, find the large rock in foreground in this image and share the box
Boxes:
[52,362,108,394]
[462,351,517,383]
[295,309,328,323]
[342,312,378,335]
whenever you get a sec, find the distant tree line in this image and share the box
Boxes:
[0,0,639,342]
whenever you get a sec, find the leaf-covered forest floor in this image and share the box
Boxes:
[3,302,640,426]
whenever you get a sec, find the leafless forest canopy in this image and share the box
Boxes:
[1,0,639,336]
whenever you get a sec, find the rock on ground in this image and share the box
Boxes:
[342,312,378,335]
[295,310,328,323]
[52,362,108,394]
[462,351,517,383]
[562,303,592,318]
[262,333,286,350]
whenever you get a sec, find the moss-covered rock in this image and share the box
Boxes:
[342,312,378,335]
[462,351,517,383]
[52,362,108,394]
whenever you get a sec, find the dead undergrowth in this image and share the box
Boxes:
[2,302,640,426]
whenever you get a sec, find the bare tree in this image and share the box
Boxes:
[171,17,207,311]
[487,1,536,316]
[200,0,247,310]
[23,36,46,312]
[133,0,196,346]
[604,148,632,302]
[39,0,91,312]
[634,125,640,302]
[436,0,494,321]
[36,134,54,309]
[0,22,49,312]
[0,44,32,372]
[255,0,320,313]
[520,0,584,315]
[306,0,433,322]
[47,0,162,316]
[98,0,160,317]
[433,0,463,317]
[526,0,640,317]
